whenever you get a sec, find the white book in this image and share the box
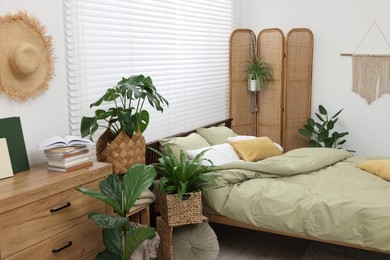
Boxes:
[38,135,93,150]
[46,152,89,162]
[47,156,90,168]
[0,138,13,179]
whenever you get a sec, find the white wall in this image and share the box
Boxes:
[0,0,67,165]
[240,0,390,155]
[0,0,388,167]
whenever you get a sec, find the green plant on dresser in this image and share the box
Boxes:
[77,164,156,260]
[80,74,168,140]
[79,74,169,174]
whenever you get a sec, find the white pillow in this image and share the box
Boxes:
[227,135,284,152]
[186,143,241,166]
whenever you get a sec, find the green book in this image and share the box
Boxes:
[0,117,30,173]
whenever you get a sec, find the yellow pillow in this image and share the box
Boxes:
[357,159,390,181]
[229,137,283,162]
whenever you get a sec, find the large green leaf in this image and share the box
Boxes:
[80,116,98,138]
[123,164,156,212]
[89,213,129,229]
[123,227,155,260]
[99,175,123,215]
[102,228,122,256]
[137,110,150,133]
[77,187,122,215]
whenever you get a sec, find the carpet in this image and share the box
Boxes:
[301,242,390,260]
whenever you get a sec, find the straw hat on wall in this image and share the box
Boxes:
[0,11,55,101]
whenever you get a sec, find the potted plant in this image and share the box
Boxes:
[80,74,169,174]
[150,146,217,226]
[77,164,157,260]
[245,57,273,92]
[298,105,350,149]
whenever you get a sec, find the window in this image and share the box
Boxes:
[64,0,236,142]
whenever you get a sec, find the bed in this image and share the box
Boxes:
[146,118,390,254]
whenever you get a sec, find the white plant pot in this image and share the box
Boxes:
[248,79,260,92]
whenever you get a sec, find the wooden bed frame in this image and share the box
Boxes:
[145,118,389,255]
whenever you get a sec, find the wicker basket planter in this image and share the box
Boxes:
[96,129,145,175]
[160,191,203,227]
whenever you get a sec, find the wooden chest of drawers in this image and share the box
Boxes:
[0,162,112,259]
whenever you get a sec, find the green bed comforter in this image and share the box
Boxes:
[203,148,390,252]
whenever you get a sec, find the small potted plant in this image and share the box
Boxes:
[77,164,157,260]
[150,146,217,226]
[80,74,169,174]
[245,57,273,92]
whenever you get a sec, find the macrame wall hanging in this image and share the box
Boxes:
[341,21,390,104]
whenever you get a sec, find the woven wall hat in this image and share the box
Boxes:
[0,11,54,101]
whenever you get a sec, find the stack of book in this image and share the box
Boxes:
[44,146,93,173]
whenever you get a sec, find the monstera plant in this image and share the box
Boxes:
[77,164,157,260]
[80,74,168,140]
[80,75,169,174]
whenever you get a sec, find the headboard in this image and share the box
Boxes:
[145,118,233,165]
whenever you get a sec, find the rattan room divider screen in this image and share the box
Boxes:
[230,28,314,152]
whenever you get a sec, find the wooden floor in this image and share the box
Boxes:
[211,223,311,260]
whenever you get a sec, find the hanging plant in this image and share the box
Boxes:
[244,57,273,92]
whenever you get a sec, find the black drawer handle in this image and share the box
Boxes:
[50,202,71,212]
[52,241,73,253]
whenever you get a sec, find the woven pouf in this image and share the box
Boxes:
[173,222,219,260]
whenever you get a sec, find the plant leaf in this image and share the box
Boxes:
[123,164,156,212]
[99,175,123,215]
[89,213,129,229]
[80,116,98,138]
[319,105,327,115]
[77,187,122,215]
[123,227,155,260]
[102,228,122,256]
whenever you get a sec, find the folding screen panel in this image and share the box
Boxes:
[229,29,256,135]
[283,28,314,151]
[229,28,313,151]
[257,29,285,144]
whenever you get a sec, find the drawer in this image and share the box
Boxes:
[0,179,105,258]
[5,220,103,260]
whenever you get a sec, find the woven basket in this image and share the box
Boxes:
[96,129,145,174]
[160,191,203,227]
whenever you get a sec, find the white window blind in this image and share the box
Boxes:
[64,0,236,142]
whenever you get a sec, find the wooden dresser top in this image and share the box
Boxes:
[0,162,112,214]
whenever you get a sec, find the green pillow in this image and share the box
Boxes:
[159,133,210,159]
[196,125,237,145]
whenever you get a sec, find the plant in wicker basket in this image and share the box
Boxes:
[80,75,168,174]
[150,146,218,226]
[77,164,157,260]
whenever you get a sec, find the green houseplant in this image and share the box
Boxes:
[77,164,157,260]
[298,105,349,149]
[245,57,273,92]
[81,74,168,139]
[150,146,217,226]
[80,74,168,174]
